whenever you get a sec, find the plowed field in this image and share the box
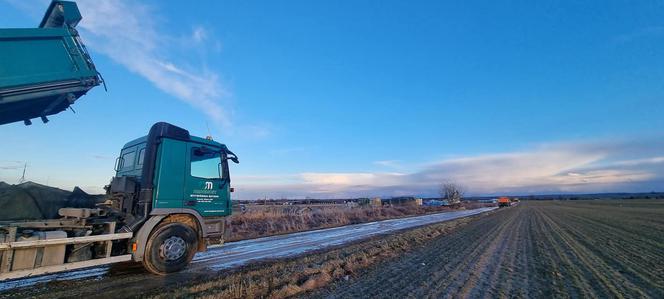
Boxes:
[311,200,664,298]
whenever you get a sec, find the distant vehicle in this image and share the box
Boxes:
[498,197,511,207]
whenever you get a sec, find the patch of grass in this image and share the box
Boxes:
[226,203,488,241]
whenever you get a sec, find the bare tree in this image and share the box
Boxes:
[440,181,465,205]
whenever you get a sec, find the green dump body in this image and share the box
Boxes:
[0,1,101,125]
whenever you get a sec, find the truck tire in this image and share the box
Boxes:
[143,223,198,275]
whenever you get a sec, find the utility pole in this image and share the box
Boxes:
[18,162,27,184]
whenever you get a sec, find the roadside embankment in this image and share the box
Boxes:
[226,202,489,241]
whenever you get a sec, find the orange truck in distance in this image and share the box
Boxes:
[498,197,511,207]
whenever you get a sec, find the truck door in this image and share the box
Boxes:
[184,144,230,216]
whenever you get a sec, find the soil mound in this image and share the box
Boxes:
[0,181,99,221]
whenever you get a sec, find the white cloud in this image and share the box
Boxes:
[233,138,664,199]
[72,0,231,127]
[300,172,403,186]
[6,0,231,126]
[7,0,282,139]
[373,160,402,169]
[606,156,664,167]
[192,26,208,43]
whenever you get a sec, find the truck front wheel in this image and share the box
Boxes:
[143,223,198,275]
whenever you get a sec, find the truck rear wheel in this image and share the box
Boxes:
[143,223,198,275]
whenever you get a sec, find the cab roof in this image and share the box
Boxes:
[122,135,226,150]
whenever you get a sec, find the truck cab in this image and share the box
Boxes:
[116,134,233,218]
[107,122,239,274]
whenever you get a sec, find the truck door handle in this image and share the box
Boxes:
[185,200,196,206]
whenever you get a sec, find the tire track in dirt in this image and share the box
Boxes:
[345,214,500,298]
[433,210,518,298]
[543,208,661,297]
[421,208,521,298]
[462,208,520,298]
[533,206,611,297]
[528,207,590,297]
[322,209,496,298]
[542,204,663,292]
[486,209,526,298]
[313,208,518,299]
[566,212,664,258]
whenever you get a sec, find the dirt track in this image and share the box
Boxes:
[310,200,664,298]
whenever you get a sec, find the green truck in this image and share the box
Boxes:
[1,122,239,279]
[0,1,240,279]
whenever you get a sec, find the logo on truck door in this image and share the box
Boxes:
[190,181,219,204]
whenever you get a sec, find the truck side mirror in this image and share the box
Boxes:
[224,149,239,164]
[114,157,123,171]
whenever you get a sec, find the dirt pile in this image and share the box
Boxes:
[0,181,101,221]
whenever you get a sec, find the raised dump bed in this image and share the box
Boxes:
[0,0,101,125]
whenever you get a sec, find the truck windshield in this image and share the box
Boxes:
[191,148,224,179]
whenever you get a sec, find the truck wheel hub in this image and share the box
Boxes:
[161,236,187,260]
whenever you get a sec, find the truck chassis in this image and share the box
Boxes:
[0,214,132,280]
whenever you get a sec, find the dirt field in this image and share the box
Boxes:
[309,200,664,298]
[1,200,662,298]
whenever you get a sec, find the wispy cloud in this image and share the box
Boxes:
[0,160,23,171]
[373,160,402,169]
[5,0,231,127]
[191,26,208,43]
[74,0,230,127]
[233,137,664,199]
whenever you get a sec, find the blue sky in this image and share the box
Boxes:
[1,0,663,199]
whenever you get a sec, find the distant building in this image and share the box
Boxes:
[478,198,498,204]
[424,199,449,206]
[371,197,383,207]
[357,197,383,207]
[381,196,423,207]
